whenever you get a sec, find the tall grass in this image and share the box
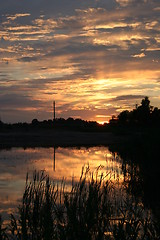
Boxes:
[62,166,113,240]
[0,215,8,240]
[1,168,159,240]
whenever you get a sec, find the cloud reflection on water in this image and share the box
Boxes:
[0,146,123,221]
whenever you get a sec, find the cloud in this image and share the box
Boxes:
[0,1,94,21]
[132,52,146,58]
[17,56,39,62]
[0,93,41,108]
[111,95,145,102]
[0,0,160,122]
[6,13,31,21]
[116,0,135,6]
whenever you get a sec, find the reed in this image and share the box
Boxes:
[0,168,159,239]
[0,215,8,240]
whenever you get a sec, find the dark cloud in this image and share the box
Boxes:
[0,93,41,108]
[17,56,39,62]
[0,0,116,15]
[111,95,145,102]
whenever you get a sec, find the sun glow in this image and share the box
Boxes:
[97,121,108,125]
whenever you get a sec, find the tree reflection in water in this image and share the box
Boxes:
[109,138,160,237]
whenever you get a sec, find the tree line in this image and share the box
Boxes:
[110,96,160,127]
[0,97,160,132]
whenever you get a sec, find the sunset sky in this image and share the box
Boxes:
[0,0,160,123]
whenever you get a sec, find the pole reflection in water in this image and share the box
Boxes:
[53,146,56,171]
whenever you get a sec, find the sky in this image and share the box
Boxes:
[0,0,160,123]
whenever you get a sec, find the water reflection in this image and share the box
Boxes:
[0,146,123,220]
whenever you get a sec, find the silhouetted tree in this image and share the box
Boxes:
[136,97,151,124]
[141,96,150,109]
[118,110,130,124]
[116,97,158,126]
[32,119,39,126]
[151,107,160,125]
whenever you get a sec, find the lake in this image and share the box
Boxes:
[1,145,159,239]
[0,146,124,222]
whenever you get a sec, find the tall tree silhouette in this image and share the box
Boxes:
[117,97,155,126]
[136,97,151,124]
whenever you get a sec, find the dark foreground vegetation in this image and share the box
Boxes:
[109,132,160,232]
[0,169,160,240]
[107,98,160,218]
[0,117,102,133]
[110,96,160,126]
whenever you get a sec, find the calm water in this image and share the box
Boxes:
[0,146,124,221]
